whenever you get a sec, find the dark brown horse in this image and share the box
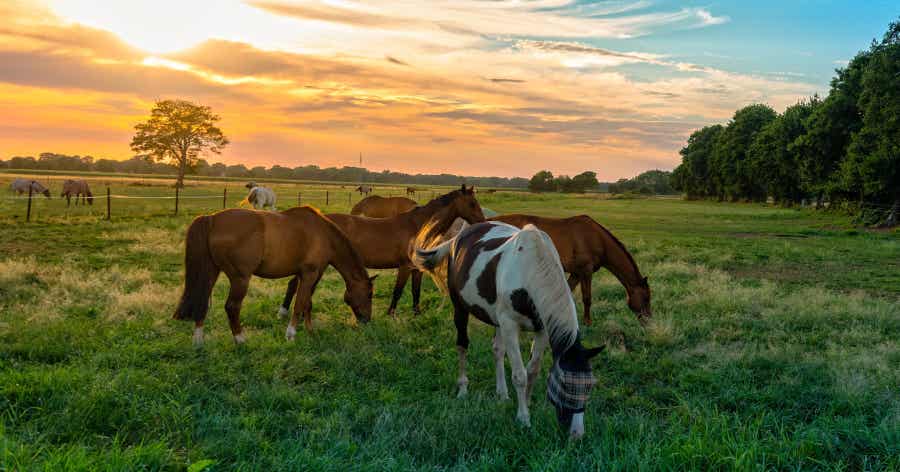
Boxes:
[490,214,651,326]
[174,207,375,346]
[282,185,485,317]
[350,195,417,218]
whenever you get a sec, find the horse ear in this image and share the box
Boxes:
[460,184,467,192]
[585,345,605,359]
[369,275,379,282]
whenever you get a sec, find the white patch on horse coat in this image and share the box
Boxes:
[285,324,297,341]
[246,186,277,210]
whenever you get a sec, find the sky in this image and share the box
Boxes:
[0,1,896,179]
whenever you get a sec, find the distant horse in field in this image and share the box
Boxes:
[174,207,376,346]
[350,195,417,218]
[242,182,277,210]
[355,185,373,196]
[405,187,418,196]
[413,221,603,438]
[10,178,50,198]
[281,185,485,318]
[61,179,93,206]
[490,214,651,326]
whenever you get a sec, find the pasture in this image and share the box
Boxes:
[1,172,899,470]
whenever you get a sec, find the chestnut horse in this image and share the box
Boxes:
[174,207,375,346]
[281,185,485,317]
[490,214,651,326]
[350,195,417,218]
[61,179,93,206]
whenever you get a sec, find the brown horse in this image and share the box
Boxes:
[282,185,485,317]
[61,179,93,206]
[174,207,376,346]
[490,214,651,326]
[350,195,417,218]
[356,185,373,195]
[405,187,418,196]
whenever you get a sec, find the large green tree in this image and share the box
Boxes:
[843,21,900,225]
[672,125,723,199]
[130,100,229,188]
[711,104,777,201]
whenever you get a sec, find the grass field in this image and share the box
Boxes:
[1,172,899,470]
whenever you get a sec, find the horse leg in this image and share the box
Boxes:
[410,269,422,315]
[225,275,250,344]
[493,330,508,400]
[525,330,549,398]
[193,320,204,347]
[66,194,71,207]
[387,266,411,316]
[580,273,593,326]
[567,273,579,291]
[287,268,323,337]
[499,318,530,426]
[279,276,298,318]
[453,302,470,398]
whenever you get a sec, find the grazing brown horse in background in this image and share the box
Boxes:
[405,187,418,196]
[61,179,93,206]
[355,185,373,196]
[174,207,376,346]
[351,195,417,218]
[490,214,651,326]
[282,185,485,317]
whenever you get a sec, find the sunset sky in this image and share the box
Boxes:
[1,1,896,179]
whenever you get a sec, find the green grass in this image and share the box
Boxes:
[1,173,898,470]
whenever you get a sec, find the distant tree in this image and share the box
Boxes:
[528,170,556,192]
[130,99,229,188]
[570,171,600,193]
[672,125,723,198]
[711,104,777,201]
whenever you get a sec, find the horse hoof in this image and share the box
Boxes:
[584,318,593,326]
[516,414,531,427]
[192,328,204,347]
[387,309,396,317]
[285,326,297,341]
[497,391,509,401]
[233,333,246,344]
[278,306,290,319]
[413,308,421,316]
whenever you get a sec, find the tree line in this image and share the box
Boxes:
[527,170,600,193]
[608,170,675,195]
[0,153,529,188]
[671,19,900,226]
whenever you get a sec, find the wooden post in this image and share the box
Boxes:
[298,192,302,207]
[326,190,329,205]
[174,185,180,215]
[348,192,351,207]
[106,186,111,220]
[223,187,227,209]
[25,184,33,222]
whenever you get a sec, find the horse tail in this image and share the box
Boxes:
[174,215,219,322]
[413,239,453,272]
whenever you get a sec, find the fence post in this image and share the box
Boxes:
[26,184,33,222]
[298,192,302,207]
[326,190,329,205]
[174,185,180,215]
[348,192,351,207]
[106,186,111,220]
[223,187,227,209]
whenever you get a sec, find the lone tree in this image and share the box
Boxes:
[131,100,228,187]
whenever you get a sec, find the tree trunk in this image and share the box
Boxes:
[176,152,186,188]
[884,198,900,228]
[815,192,823,210]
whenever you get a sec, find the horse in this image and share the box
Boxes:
[10,178,50,198]
[413,221,603,438]
[280,185,485,318]
[490,214,651,326]
[60,179,93,206]
[242,182,277,210]
[405,187,418,196]
[350,195,417,218]
[355,185,373,196]
[173,207,376,346]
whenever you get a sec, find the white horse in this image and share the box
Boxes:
[242,182,277,210]
[413,221,603,439]
[10,178,50,198]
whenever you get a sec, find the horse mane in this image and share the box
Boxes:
[585,217,645,284]
[517,225,579,353]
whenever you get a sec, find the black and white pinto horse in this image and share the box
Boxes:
[414,221,603,438]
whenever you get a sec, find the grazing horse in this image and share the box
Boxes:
[405,187,418,196]
[490,214,651,326]
[10,178,50,198]
[413,221,603,438]
[350,195,417,218]
[173,207,375,346]
[242,182,277,210]
[355,185,373,196]
[280,185,485,318]
[60,179,93,206]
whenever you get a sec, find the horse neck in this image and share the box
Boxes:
[326,226,368,285]
[595,223,643,289]
[408,198,457,233]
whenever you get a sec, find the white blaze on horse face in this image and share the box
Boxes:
[570,412,585,439]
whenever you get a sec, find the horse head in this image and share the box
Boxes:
[446,184,485,224]
[343,275,377,324]
[626,276,652,326]
[548,342,604,439]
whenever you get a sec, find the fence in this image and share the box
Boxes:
[5,182,441,222]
